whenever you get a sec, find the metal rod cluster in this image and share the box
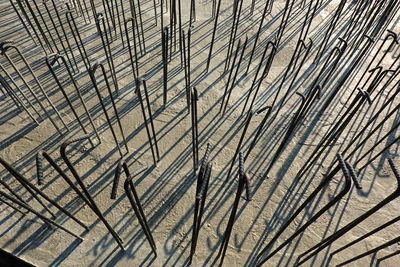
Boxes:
[2,0,400,265]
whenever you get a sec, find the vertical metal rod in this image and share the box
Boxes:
[263,91,312,177]
[43,0,75,70]
[295,36,374,179]
[162,26,169,107]
[123,165,157,254]
[205,0,221,72]
[220,39,241,113]
[55,55,100,143]
[119,0,127,47]
[6,44,69,129]
[222,36,248,115]
[241,41,274,116]
[314,0,346,62]
[188,27,192,99]
[65,5,91,72]
[218,152,251,266]
[182,30,190,111]
[275,0,295,48]
[190,162,212,264]
[191,87,199,171]
[134,0,146,53]
[15,0,45,50]
[136,78,157,166]
[189,0,196,26]
[102,0,116,39]
[256,164,342,265]
[246,42,277,115]
[46,54,94,146]
[0,156,82,223]
[190,144,212,263]
[96,13,119,93]
[153,0,158,25]
[128,0,143,53]
[125,18,140,79]
[178,0,183,67]
[269,39,310,118]
[31,0,58,52]
[244,106,271,162]
[225,110,254,182]
[38,151,92,209]
[142,78,160,160]
[88,62,128,156]
[51,0,80,73]
[23,0,53,51]
[114,0,124,46]
[331,215,400,257]
[60,135,124,250]
[245,0,271,75]
[225,0,244,72]
[0,73,24,112]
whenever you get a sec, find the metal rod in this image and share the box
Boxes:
[65,5,91,72]
[38,150,92,210]
[48,54,100,144]
[125,17,140,79]
[136,77,158,166]
[60,135,125,250]
[50,0,80,73]
[182,29,190,111]
[0,156,70,222]
[332,214,400,257]
[95,13,119,93]
[205,0,221,72]
[222,36,248,116]
[142,77,160,160]
[241,41,276,116]
[15,0,45,50]
[224,0,244,72]
[191,86,199,171]
[220,39,241,114]
[162,26,169,107]
[123,164,157,254]
[46,54,93,145]
[225,110,254,182]
[88,61,128,156]
[244,106,271,162]
[190,161,212,264]
[43,0,75,70]
[218,152,251,266]
[245,41,277,116]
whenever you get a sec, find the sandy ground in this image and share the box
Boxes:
[1,0,400,266]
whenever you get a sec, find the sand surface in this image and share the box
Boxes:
[1,0,400,266]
